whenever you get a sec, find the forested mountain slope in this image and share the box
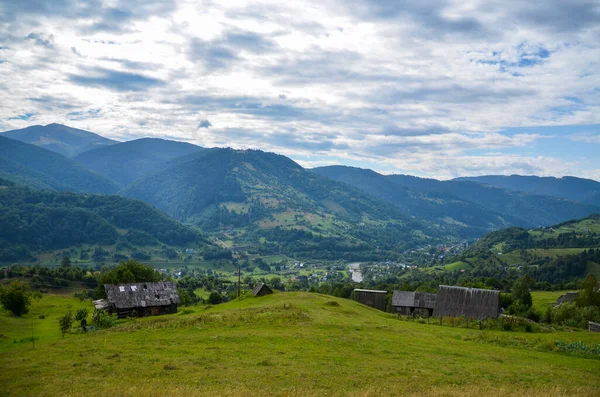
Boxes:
[313,166,599,229]
[74,138,203,186]
[312,166,515,236]
[122,149,454,258]
[0,123,117,157]
[0,179,206,262]
[0,136,119,194]
[454,175,600,205]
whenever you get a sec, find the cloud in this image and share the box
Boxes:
[25,32,55,48]
[1,0,600,180]
[68,68,165,92]
[198,119,212,128]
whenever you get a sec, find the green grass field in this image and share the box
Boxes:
[1,292,599,396]
[531,290,577,312]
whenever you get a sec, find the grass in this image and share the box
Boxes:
[0,294,93,351]
[1,292,599,396]
[531,290,577,313]
[444,261,472,271]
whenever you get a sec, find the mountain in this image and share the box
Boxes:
[74,138,203,186]
[311,166,515,237]
[0,178,206,263]
[313,166,600,230]
[1,123,117,157]
[0,136,119,194]
[454,175,600,205]
[122,148,453,259]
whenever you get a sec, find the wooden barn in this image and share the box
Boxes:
[94,282,180,318]
[433,285,500,320]
[252,283,273,297]
[353,289,387,311]
[392,291,436,316]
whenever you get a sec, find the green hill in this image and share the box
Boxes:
[0,179,206,263]
[450,214,600,283]
[123,149,453,259]
[74,138,203,186]
[1,292,598,396]
[0,123,117,157]
[0,136,119,194]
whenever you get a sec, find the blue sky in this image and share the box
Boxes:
[0,0,599,180]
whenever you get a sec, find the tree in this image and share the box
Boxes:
[208,292,223,304]
[58,310,74,338]
[75,308,88,332]
[99,260,162,285]
[0,280,31,316]
[61,256,72,268]
[577,274,600,307]
[32,291,43,304]
[512,275,535,308]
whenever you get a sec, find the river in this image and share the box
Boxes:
[347,262,363,282]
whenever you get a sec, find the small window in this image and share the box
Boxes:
[131,286,137,292]
[119,286,125,292]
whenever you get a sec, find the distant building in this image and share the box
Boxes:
[554,292,579,306]
[353,289,387,311]
[94,282,180,318]
[433,285,500,319]
[252,283,273,297]
[392,291,436,316]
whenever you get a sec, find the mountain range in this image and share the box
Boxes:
[1,123,599,261]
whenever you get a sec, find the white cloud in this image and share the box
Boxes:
[0,0,599,179]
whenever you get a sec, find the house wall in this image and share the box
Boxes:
[354,290,387,311]
[111,303,178,319]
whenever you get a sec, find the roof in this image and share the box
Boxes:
[392,291,436,309]
[252,283,273,296]
[104,282,180,309]
[93,299,110,310]
[433,285,500,319]
[353,289,387,294]
[392,291,415,307]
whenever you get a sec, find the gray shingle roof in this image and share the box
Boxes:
[104,282,180,309]
[433,285,499,319]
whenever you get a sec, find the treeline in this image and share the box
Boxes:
[0,183,206,262]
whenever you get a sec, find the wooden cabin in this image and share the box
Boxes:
[252,283,273,297]
[353,289,387,311]
[392,291,436,316]
[94,282,180,318]
[433,285,500,320]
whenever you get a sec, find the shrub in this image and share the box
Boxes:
[0,280,31,316]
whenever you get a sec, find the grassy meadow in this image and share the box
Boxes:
[1,292,599,396]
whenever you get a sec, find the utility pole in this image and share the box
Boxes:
[237,261,241,298]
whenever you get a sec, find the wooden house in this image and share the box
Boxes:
[392,291,436,316]
[252,283,273,297]
[94,282,180,318]
[433,285,500,320]
[353,289,387,311]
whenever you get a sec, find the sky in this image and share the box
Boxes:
[0,0,599,180]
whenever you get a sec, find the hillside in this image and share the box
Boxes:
[455,175,600,205]
[0,179,206,263]
[122,149,453,259]
[385,172,598,228]
[74,138,203,186]
[312,166,515,237]
[0,123,117,157]
[0,136,119,194]
[1,292,599,396]
[449,214,600,283]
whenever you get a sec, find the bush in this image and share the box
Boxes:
[0,280,31,316]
